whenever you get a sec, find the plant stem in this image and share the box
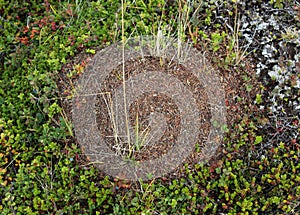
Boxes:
[121,0,131,154]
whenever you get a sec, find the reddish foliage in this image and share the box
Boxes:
[19,37,29,45]
[51,21,57,31]
[30,29,39,39]
[23,26,29,34]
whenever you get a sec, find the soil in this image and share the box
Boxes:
[95,56,211,162]
[57,43,261,181]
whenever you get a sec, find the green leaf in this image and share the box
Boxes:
[254,136,263,145]
[255,94,263,104]
[170,199,177,208]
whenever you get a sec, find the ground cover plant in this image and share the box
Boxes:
[0,0,299,214]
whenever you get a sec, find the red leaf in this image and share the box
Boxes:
[30,29,39,39]
[20,37,29,45]
[51,22,57,31]
[23,26,29,33]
